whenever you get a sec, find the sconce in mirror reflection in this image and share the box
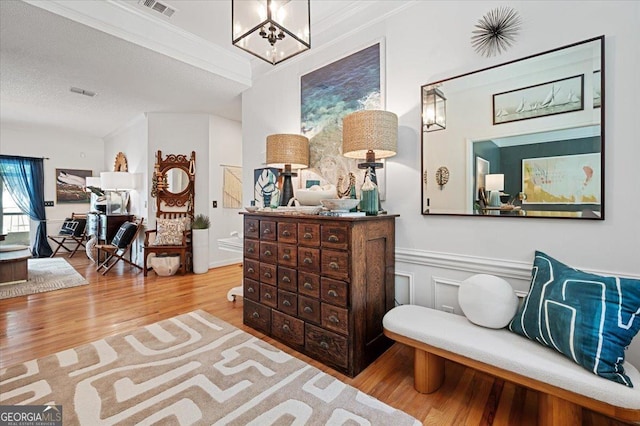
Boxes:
[423,87,447,132]
[435,166,450,190]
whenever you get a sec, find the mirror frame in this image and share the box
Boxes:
[421,36,604,220]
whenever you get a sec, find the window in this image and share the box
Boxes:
[1,182,30,245]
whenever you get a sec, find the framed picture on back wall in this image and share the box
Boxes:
[55,168,91,203]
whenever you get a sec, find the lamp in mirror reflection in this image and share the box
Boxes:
[232,0,310,65]
[266,134,309,206]
[423,87,446,132]
[485,174,504,207]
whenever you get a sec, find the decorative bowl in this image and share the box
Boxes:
[321,198,360,212]
[295,185,336,206]
[245,206,259,212]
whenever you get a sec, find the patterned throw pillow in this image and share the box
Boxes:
[509,251,640,387]
[151,218,186,246]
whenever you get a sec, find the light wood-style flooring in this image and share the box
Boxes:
[0,256,626,425]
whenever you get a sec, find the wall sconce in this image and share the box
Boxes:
[423,87,446,132]
[342,109,398,213]
[232,0,310,65]
[266,134,309,206]
[485,174,504,207]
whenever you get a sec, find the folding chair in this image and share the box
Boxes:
[48,213,88,258]
[95,218,143,275]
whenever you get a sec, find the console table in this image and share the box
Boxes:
[242,212,397,377]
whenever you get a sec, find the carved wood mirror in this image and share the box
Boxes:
[152,150,196,216]
[421,36,604,219]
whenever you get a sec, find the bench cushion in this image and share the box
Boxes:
[383,305,640,410]
[509,251,640,387]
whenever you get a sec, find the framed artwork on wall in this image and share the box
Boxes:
[56,168,92,203]
[300,41,386,198]
[493,74,584,125]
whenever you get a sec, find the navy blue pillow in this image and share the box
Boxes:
[509,251,640,387]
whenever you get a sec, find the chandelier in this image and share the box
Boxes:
[232,0,310,65]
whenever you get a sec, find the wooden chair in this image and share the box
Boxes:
[96,218,143,275]
[144,150,195,276]
[48,213,88,258]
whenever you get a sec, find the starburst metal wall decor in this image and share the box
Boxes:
[471,6,521,58]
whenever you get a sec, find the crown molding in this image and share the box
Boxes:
[24,0,252,88]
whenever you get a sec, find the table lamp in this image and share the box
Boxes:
[342,109,398,213]
[266,134,309,206]
[100,172,136,214]
[485,174,504,207]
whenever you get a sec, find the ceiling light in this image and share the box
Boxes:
[232,0,310,65]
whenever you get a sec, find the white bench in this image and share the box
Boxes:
[383,305,640,425]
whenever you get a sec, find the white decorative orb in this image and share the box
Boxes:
[458,274,518,329]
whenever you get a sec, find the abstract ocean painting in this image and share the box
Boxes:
[300,43,382,194]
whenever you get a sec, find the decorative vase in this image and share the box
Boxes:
[191,228,209,274]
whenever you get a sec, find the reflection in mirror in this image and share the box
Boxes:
[421,36,604,219]
[165,168,189,194]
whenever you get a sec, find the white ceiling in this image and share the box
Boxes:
[0,0,411,139]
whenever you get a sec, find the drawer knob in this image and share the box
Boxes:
[303,232,312,239]
[247,287,255,293]
[303,257,312,265]
[282,230,291,237]
[263,228,272,234]
[282,276,291,283]
[252,312,260,319]
[303,282,313,290]
[248,226,256,232]
[304,306,313,313]
[247,267,255,273]
[264,292,272,299]
[264,272,272,278]
[264,250,272,256]
[320,341,329,350]
[247,247,255,253]
[328,289,338,297]
[282,324,291,333]
[283,299,292,307]
[329,262,339,270]
[283,254,291,260]
[329,315,339,324]
[328,235,339,243]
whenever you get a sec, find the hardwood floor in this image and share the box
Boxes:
[0,256,626,425]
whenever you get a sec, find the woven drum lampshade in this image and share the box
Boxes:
[342,110,398,159]
[266,134,310,169]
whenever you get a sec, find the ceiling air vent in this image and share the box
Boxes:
[139,0,176,18]
[70,87,96,97]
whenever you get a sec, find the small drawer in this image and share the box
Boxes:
[320,277,348,307]
[244,299,270,334]
[298,223,320,247]
[321,224,349,250]
[278,222,297,244]
[260,241,278,262]
[244,258,259,281]
[298,247,320,273]
[244,218,259,239]
[277,266,297,292]
[305,323,348,368]
[244,239,259,260]
[243,278,260,301]
[298,272,320,298]
[260,283,277,308]
[321,249,349,281]
[260,221,277,241]
[298,295,321,324]
[321,303,349,335]
[272,310,304,347]
[259,262,277,285]
[278,244,297,267]
[278,289,298,316]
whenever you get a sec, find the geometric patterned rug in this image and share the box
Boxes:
[0,310,420,425]
[0,257,88,300]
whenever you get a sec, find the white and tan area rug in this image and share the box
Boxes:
[0,258,88,300]
[0,310,420,425]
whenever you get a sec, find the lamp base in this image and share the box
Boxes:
[488,190,501,207]
[279,166,297,206]
[357,162,386,214]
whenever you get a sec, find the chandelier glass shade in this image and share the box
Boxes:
[232,0,310,65]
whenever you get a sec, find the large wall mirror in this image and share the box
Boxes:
[421,36,604,219]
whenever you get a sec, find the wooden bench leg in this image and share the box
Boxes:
[414,348,445,393]
[538,393,582,426]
